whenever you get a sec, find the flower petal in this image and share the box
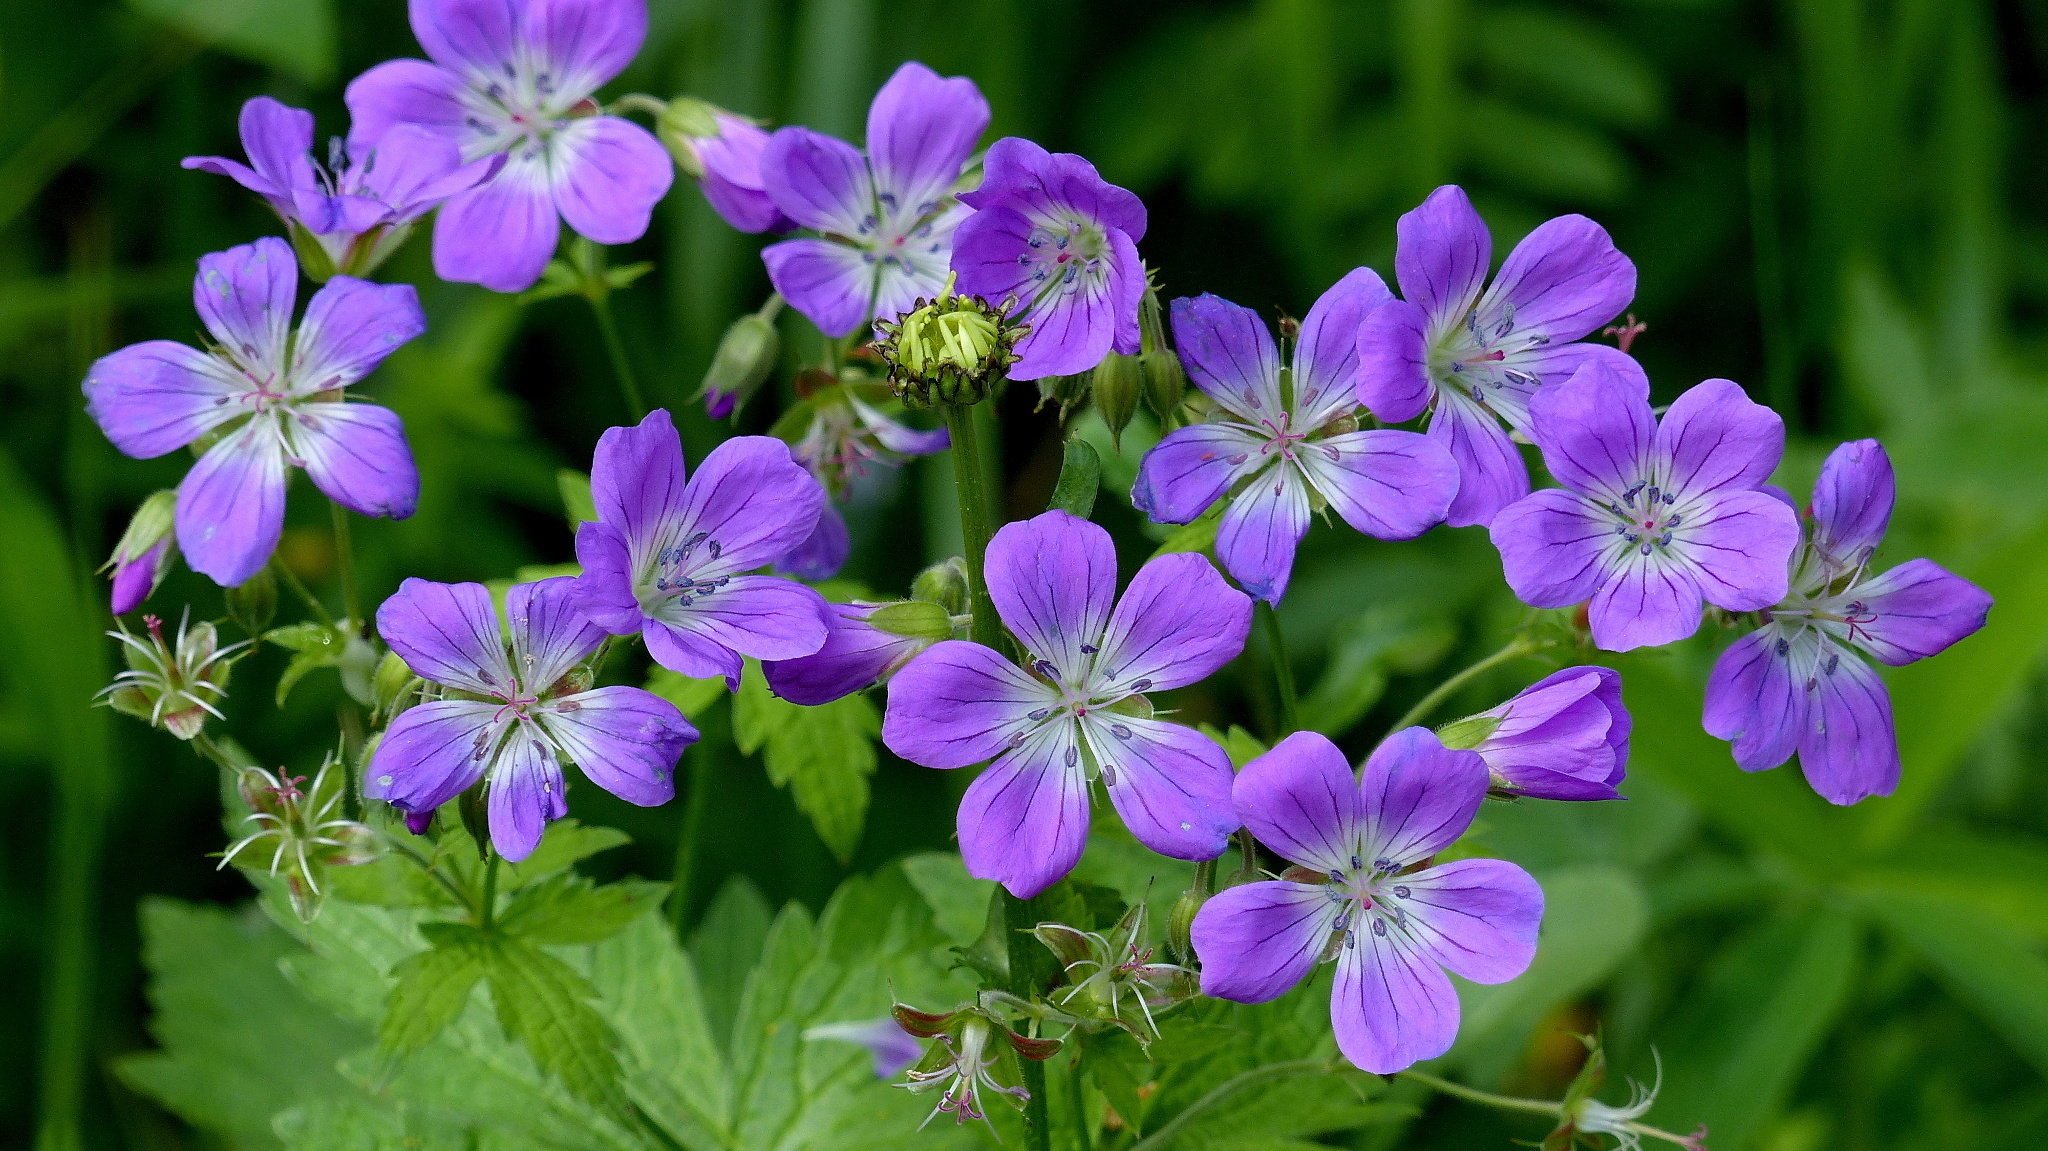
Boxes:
[589,409,688,561]
[1294,267,1393,424]
[176,422,288,586]
[354,124,498,220]
[985,511,1118,681]
[1169,293,1282,423]
[540,685,695,806]
[675,434,827,574]
[1703,627,1808,772]
[1394,859,1543,984]
[762,237,875,339]
[1216,465,1311,605]
[571,521,641,634]
[83,340,242,457]
[1588,554,1705,651]
[551,115,672,244]
[291,402,420,520]
[644,575,830,686]
[194,238,296,375]
[523,0,645,97]
[764,602,926,706]
[433,149,560,292]
[1476,213,1634,343]
[865,61,989,211]
[776,501,850,581]
[760,126,873,236]
[956,733,1091,898]
[1798,650,1899,805]
[409,0,519,81]
[508,576,605,690]
[1653,378,1784,496]
[1429,392,1527,529]
[203,97,314,205]
[1131,424,1266,525]
[1358,728,1487,868]
[1299,429,1459,541]
[1527,357,1654,500]
[1839,558,1992,666]
[377,577,517,695]
[345,59,471,152]
[291,277,426,393]
[1094,552,1251,693]
[1810,439,1895,565]
[1331,920,1460,1074]
[487,724,568,862]
[365,699,499,812]
[696,115,787,233]
[1089,716,1236,860]
[1191,880,1340,1003]
[882,640,1054,768]
[1488,488,1611,608]
[1477,666,1629,799]
[1232,730,1367,875]
[1671,489,1798,612]
[1354,298,1433,423]
[958,136,1146,240]
[1005,227,1141,380]
[1394,185,1492,326]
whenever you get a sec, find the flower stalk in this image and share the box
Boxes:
[1388,634,1548,734]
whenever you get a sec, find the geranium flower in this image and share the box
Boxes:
[883,511,1252,897]
[346,0,674,291]
[950,137,1148,380]
[1704,440,1991,803]
[1452,666,1630,801]
[762,601,939,706]
[1191,728,1543,1074]
[366,577,696,860]
[1489,362,1801,651]
[1356,185,1640,526]
[184,96,498,278]
[82,237,423,586]
[758,62,989,336]
[572,410,831,687]
[1131,271,1460,603]
[659,100,788,234]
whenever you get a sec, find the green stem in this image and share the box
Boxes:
[271,558,334,629]
[383,833,480,916]
[1129,1059,1334,1151]
[1256,601,1298,735]
[330,504,364,636]
[668,708,719,937]
[589,291,648,420]
[478,852,502,932]
[1387,636,1546,734]
[1394,1070,1699,1148]
[1002,890,1053,1151]
[942,404,1002,650]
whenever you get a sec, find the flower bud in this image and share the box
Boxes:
[99,611,247,740]
[105,491,179,615]
[1166,886,1205,965]
[1089,351,1143,448]
[698,311,781,420]
[874,281,1020,408]
[1136,287,1185,418]
[910,557,971,615]
[372,650,420,716]
[654,97,721,178]
[225,566,278,634]
[865,599,955,642]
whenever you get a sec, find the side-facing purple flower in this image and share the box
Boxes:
[83,237,423,586]
[346,0,674,292]
[184,97,498,279]
[777,386,949,580]
[573,410,831,687]
[1356,185,1640,526]
[1452,666,1630,800]
[884,511,1252,898]
[366,577,696,860]
[763,601,939,706]
[804,1018,925,1080]
[950,137,1148,380]
[1191,728,1543,1073]
[1704,440,1991,804]
[660,102,788,233]
[758,62,989,337]
[1131,271,1460,603]
[1489,363,1800,651]
[105,490,180,615]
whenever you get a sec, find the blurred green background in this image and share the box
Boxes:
[7,0,2048,1147]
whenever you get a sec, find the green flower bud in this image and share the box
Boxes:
[1136,286,1185,418]
[1089,351,1143,448]
[910,557,971,615]
[654,97,722,177]
[225,566,278,635]
[698,311,781,419]
[1167,886,1205,965]
[372,650,419,715]
[873,280,1020,408]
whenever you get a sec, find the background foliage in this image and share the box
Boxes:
[6,0,2048,1148]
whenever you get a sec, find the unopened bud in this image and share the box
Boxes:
[910,557,971,615]
[1136,286,1185,418]
[1089,352,1143,448]
[226,566,278,634]
[699,311,781,420]
[874,280,1020,408]
[1167,887,1205,964]
[106,491,179,615]
[654,97,722,177]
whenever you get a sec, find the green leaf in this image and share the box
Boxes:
[126,0,336,82]
[1863,889,2048,1079]
[1048,436,1102,518]
[644,667,730,721]
[499,876,669,945]
[589,915,730,1146]
[733,662,878,862]
[687,877,774,1053]
[503,819,633,890]
[483,936,631,1120]
[901,851,995,947]
[557,468,598,526]
[380,927,489,1056]
[266,621,350,706]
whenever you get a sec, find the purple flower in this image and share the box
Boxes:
[1488,363,1800,651]
[775,388,949,580]
[758,62,989,337]
[1356,185,1640,527]
[573,410,832,687]
[1463,666,1630,800]
[346,0,674,292]
[366,577,696,860]
[882,511,1252,898]
[82,237,423,587]
[1704,440,1991,804]
[183,97,498,278]
[1190,728,1543,1074]
[763,601,939,706]
[804,1017,925,1079]
[950,137,1148,380]
[1132,272,1460,603]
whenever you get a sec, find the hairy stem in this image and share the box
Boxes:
[942,404,1002,650]
[330,503,364,636]
[1256,600,1298,735]
[271,557,334,629]
[589,291,648,420]
[1387,635,1546,734]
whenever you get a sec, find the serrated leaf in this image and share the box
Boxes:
[644,667,730,720]
[503,819,632,890]
[688,877,774,1052]
[381,928,489,1055]
[483,937,631,1120]
[734,662,877,862]
[499,875,668,945]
